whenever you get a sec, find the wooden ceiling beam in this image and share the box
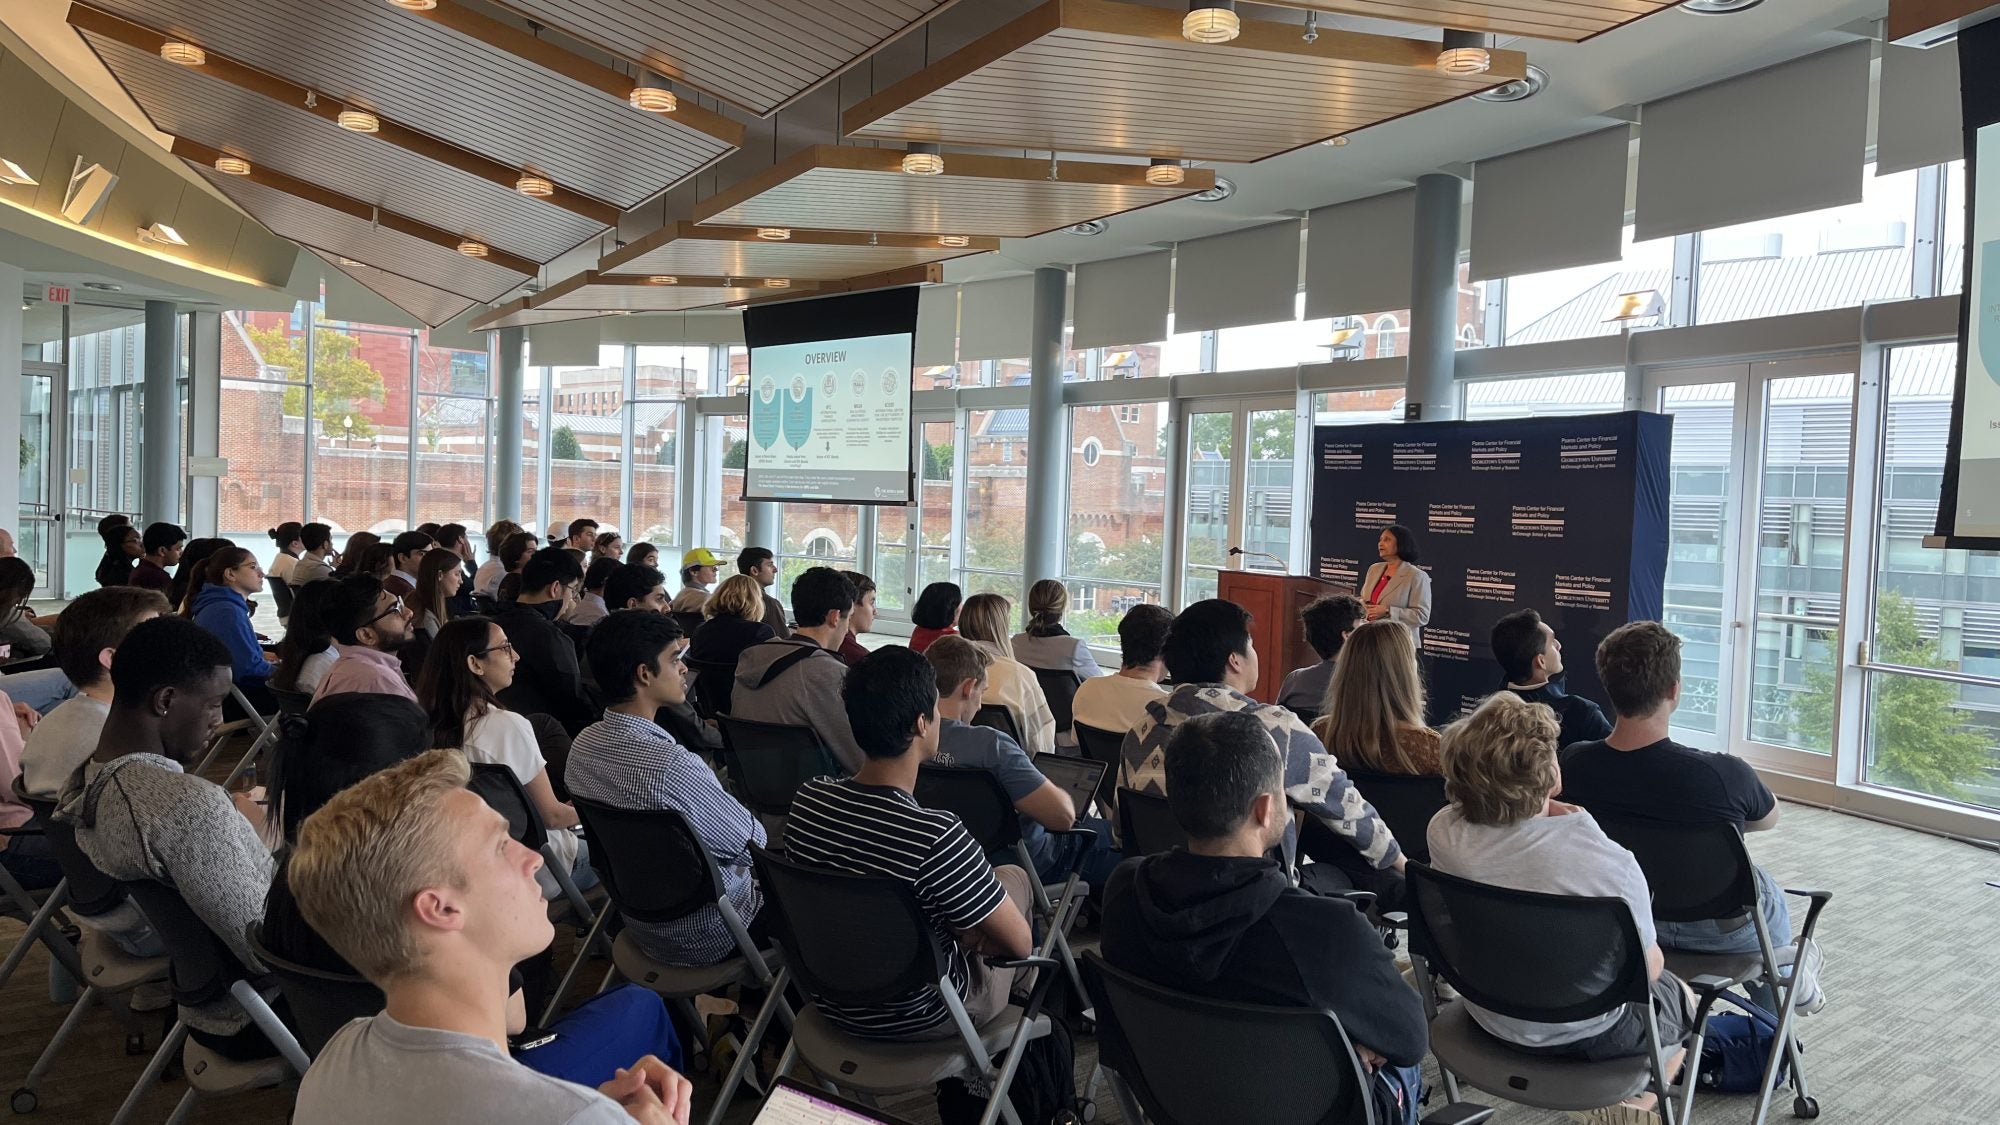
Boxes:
[70,2,622,227]
[1244,0,1672,43]
[170,136,541,277]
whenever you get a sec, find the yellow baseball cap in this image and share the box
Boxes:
[682,547,723,568]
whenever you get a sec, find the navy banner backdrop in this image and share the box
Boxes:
[1310,410,1673,725]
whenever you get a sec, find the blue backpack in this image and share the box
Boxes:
[1698,997,1794,1094]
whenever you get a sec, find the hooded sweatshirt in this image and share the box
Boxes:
[731,636,864,773]
[1100,851,1428,1067]
[191,583,274,684]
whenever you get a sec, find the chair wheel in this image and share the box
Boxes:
[1793,1095,1819,1118]
[11,1088,36,1114]
[1078,1097,1097,1122]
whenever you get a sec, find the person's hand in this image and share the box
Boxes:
[599,1056,691,1125]
[230,788,264,824]
[1357,1045,1387,1072]
[13,701,40,733]
[1364,602,1388,621]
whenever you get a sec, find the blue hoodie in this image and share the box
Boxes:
[191,584,273,685]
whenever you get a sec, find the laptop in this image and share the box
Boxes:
[1034,752,1108,816]
[751,1077,917,1125]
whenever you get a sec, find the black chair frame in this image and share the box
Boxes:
[1070,721,1126,812]
[1030,667,1083,735]
[714,715,840,817]
[244,921,384,1059]
[971,703,1025,746]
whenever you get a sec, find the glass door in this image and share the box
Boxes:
[874,412,958,620]
[17,361,61,597]
[1179,397,1300,604]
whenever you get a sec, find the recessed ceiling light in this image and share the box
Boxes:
[515,172,554,197]
[1181,1,1239,44]
[1473,64,1550,103]
[938,234,971,248]
[0,158,39,186]
[1320,135,1350,147]
[1191,177,1235,203]
[456,239,489,258]
[756,228,791,241]
[1064,220,1108,236]
[763,278,791,288]
[1679,0,1763,12]
[159,41,205,66]
[336,109,381,133]
[386,0,437,9]
[629,71,678,113]
[647,275,678,285]
[1146,158,1186,186]
[338,257,362,267]
[137,222,188,247]
[214,155,252,176]
[902,143,944,176]
[1437,30,1491,75]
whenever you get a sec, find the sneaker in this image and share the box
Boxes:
[1779,941,1826,1015]
[129,982,174,1013]
[1566,1105,1662,1125]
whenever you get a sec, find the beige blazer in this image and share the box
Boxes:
[1360,560,1432,630]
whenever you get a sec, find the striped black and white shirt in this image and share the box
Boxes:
[783,777,1008,1038]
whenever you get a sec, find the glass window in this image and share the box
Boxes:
[1182,410,1233,602]
[1943,159,1966,298]
[1502,226,1676,346]
[777,503,859,600]
[1313,387,1404,424]
[547,349,624,537]
[963,407,1027,600]
[414,393,490,538]
[1463,372,1625,420]
[1696,165,1920,324]
[307,323,410,541]
[1657,382,1738,743]
[629,401,681,557]
[1065,401,1167,645]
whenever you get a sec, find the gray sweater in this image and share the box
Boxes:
[732,637,862,772]
[55,753,275,1034]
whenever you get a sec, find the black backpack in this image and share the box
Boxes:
[935,1012,1082,1125]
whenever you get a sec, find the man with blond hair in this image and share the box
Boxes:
[288,748,693,1125]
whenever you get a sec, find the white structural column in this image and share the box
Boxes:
[1022,266,1069,591]
[1407,172,1465,420]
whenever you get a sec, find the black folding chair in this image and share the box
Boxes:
[244,921,384,1059]
[1404,861,1727,1125]
[1071,722,1127,812]
[268,685,313,718]
[972,703,1025,746]
[1082,952,1493,1125]
[715,715,840,817]
[672,611,707,638]
[264,575,294,620]
[1593,816,1831,1124]
[1343,768,1449,866]
[1284,703,1321,726]
[687,657,738,721]
[751,846,1059,1125]
[1116,786,1188,857]
[571,799,793,1125]
[526,713,574,802]
[465,762,600,929]
[1031,667,1083,735]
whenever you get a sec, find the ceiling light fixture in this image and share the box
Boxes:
[1146,158,1186,186]
[1604,289,1665,323]
[756,227,791,241]
[214,155,252,176]
[1191,177,1236,203]
[647,275,678,285]
[159,41,206,65]
[137,222,188,247]
[1181,1,1240,44]
[1320,135,1350,147]
[1679,0,1764,12]
[938,234,971,248]
[763,278,791,288]
[515,172,554,197]
[902,143,944,176]
[387,0,438,9]
[456,239,489,258]
[338,257,362,267]
[0,158,38,186]
[1474,64,1550,103]
[1437,29,1492,75]
[1064,220,1108,236]
[336,109,381,133]
[629,71,678,113]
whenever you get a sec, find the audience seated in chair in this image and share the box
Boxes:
[1310,619,1443,777]
[1070,603,1174,737]
[384,530,436,600]
[1279,594,1364,716]
[267,582,339,698]
[0,555,55,664]
[782,646,1033,1040]
[131,521,186,594]
[1101,710,1430,1124]
[907,582,961,655]
[1491,608,1612,753]
[1427,691,1695,1110]
[1559,621,1819,1012]
[0,682,54,890]
[567,558,619,629]
[19,586,168,798]
[190,546,283,714]
[54,616,284,1060]
[473,521,523,601]
[572,611,772,967]
[836,571,877,667]
[957,593,1058,757]
[413,548,469,638]
[734,547,790,640]
[286,749,694,1125]
[687,575,776,715]
[313,576,419,705]
[604,563,669,613]
[927,636,1122,893]
[731,567,865,772]
[1121,598,1403,892]
[491,548,597,734]
[668,548,720,617]
[1009,578,1105,680]
[288,523,338,589]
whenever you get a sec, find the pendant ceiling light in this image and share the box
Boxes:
[337,109,381,133]
[902,143,944,176]
[1181,1,1239,44]
[756,228,791,241]
[1320,135,1350,147]
[386,0,438,9]
[1437,29,1492,75]
[159,41,206,65]
[1146,158,1185,186]
[647,275,678,285]
[763,278,791,288]
[938,234,971,248]
[456,239,489,258]
[629,71,678,113]
[515,173,555,197]
[214,155,252,176]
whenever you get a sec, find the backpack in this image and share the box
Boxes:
[1698,996,1793,1094]
[934,1012,1081,1125]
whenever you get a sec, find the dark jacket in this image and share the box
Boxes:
[1100,851,1428,1067]
[688,614,776,715]
[1507,676,1612,752]
[761,592,791,640]
[733,636,863,772]
[491,599,597,734]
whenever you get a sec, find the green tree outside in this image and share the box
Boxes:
[723,438,748,469]
[551,425,583,461]
[1161,411,1293,460]
[247,320,387,441]
[925,440,955,481]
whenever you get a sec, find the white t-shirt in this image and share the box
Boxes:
[1426,806,1658,1047]
[462,708,578,896]
[296,1014,627,1125]
[294,646,339,695]
[473,557,505,599]
[1071,673,1169,737]
[20,694,112,799]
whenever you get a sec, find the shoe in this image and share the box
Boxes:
[1780,941,1826,1015]
[1566,1105,1662,1124]
[129,982,173,1013]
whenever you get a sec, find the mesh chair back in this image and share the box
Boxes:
[1591,816,1757,925]
[44,814,125,917]
[572,799,725,925]
[673,611,707,639]
[269,686,313,718]
[1118,787,1188,856]
[1083,953,1368,1125]
[1284,704,1320,726]
[466,761,550,851]
[11,774,54,827]
[526,713,573,801]
[687,658,738,720]
[473,595,501,617]
[752,845,946,1007]
[915,765,1023,853]
[1072,722,1126,808]
[716,716,838,815]
[1032,668,1083,733]
[246,922,382,1057]
[972,704,1024,745]
[1343,769,1448,866]
[119,880,257,1009]
[1405,861,1650,1024]
[266,575,295,618]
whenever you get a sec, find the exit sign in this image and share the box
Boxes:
[41,283,72,305]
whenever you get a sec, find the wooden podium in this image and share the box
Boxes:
[1216,570,1348,704]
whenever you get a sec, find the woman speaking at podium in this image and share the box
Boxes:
[1361,524,1431,632]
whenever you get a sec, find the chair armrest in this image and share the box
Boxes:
[1686,974,1735,996]
[1781,886,1831,903]
[1420,1103,1496,1125]
[982,954,1060,972]
[1330,890,1377,912]
[1784,886,1833,945]
[1378,911,1409,927]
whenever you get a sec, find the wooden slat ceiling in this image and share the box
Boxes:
[314,251,480,328]
[466,301,618,331]
[191,167,531,304]
[537,273,810,313]
[601,222,996,281]
[845,0,1528,163]
[73,0,737,210]
[693,145,1214,239]
[1269,0,1676,43]
[489,0,959,117]
[83,34,602,266]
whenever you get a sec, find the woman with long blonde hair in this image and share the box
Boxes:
[1310,619,1442,775]
[957,593,1057,755]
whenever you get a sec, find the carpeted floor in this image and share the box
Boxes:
[4,800,1994,1124]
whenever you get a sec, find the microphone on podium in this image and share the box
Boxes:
[1228,546,1287,569]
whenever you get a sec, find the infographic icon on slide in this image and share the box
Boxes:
[745,330,915,503]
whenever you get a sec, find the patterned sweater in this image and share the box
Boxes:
[1119,684,1402,870]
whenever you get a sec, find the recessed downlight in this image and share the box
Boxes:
[387,0,438,9]
[1679,0,1764,12]
[756,228,791,241]
[1473,64,1550,104]
[647,275,678,285]
[1191,177,1235,203]
[1320,135,1350,147]
[336,109,381,133]
[1064,220,1108,236]
[763,278,791,288]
